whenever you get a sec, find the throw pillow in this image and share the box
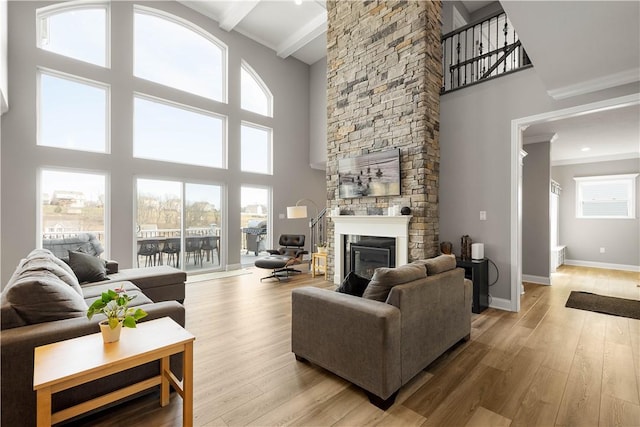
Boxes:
[336,271,371,297]
[362,263,427,302]
[5,269,88,324]
[68,250,108,284]
[417,254,457,275]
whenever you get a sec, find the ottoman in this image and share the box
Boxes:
[255,255,297,281]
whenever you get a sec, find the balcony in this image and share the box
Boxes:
[441,11,532,94]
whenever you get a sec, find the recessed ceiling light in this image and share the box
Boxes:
[581,147,591,152]
[294,0,302,5]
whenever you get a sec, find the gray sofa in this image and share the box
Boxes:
[42,233,186,302]
[291,256,472,408]
[0,248,187,426]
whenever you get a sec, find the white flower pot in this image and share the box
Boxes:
[99,320,122,343]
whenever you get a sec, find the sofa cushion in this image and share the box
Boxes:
[68,250,108,283]
[22,249,82,295]
[416,254,457,275]
[81,281,153,308]
[336,271,370,297]
[362,263,427,302]
[4,268,88,324]
[107,266,186,291]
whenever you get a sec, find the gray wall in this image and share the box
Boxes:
[522,141,550,278]
[1,1,325,285]
[439,66,638,302]
[309,57,327,170]
[552,158,640,267]
[0,0,7,112]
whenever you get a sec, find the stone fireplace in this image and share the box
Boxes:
[325,1,442,281]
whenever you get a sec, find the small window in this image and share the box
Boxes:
[134,7,226,102]
[241,122,272,174]
[37,4,108,67]
[38,70,108,153]
[574,174,638,219]
[241,62,273,117]
[134,95,225,168]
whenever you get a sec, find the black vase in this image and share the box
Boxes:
[400,206,411,215]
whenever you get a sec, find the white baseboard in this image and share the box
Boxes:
[489,296,514,312]
[522,274,551,285]
[564,259,640,272]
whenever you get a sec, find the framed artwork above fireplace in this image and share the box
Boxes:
[338,148,400,198]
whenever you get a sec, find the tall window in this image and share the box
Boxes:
[241,122,272,174]
[134,96,225,168]
[40,169,107,246]
[241,62,272,117]
[37,3,108,67]
[574,174,638,219]
[134,7,226,102]
[38,70,109,153]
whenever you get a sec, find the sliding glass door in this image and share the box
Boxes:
[136,178,223,273]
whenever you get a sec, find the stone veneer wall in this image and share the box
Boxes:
[325,0,442,279]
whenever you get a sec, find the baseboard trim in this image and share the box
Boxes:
[226,263,243,271]
[564,259,640,272]
[489,296,513,312]
[522,274,551,285]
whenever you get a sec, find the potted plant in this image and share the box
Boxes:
[316,242,327,254]
[87,289,148,343]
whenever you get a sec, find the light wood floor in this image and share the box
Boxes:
[70,265,640,427]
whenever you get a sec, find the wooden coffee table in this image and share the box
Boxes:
[33,317,195,426]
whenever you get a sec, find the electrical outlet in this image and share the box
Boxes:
[600,247,605,253]
[480,211,487,221]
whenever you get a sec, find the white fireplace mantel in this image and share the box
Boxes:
[331,215,412,284]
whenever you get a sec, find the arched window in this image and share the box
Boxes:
[36,3,109,67]
[241,62,273,117]
[134,7,226,102]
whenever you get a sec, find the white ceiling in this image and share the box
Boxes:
[179,0,640,164]
[178,0,328,65]
[524,103,640,165]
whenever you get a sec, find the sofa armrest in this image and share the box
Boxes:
[291,287,402,400]
[105,260,119,274]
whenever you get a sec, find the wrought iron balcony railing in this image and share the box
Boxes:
[441,11,532,94]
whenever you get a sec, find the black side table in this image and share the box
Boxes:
[456,258,489,314]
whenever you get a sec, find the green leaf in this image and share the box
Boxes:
[133,308,148,321]
[122,316,136,328]
[108,317,120,329]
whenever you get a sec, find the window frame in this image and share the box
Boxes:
[37,67,111,153]
[36,1,111,68]
[133,5,228,103]
[133,92,228,169]
[574,174,638,219]
[38,166,111,258]
[241,60,273,117]
[240,121,273,175]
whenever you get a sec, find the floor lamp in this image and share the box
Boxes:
[286,198,319,253]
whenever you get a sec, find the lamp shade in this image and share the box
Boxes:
[287,205,308,219]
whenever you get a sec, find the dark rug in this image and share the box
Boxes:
[565,291,640,320]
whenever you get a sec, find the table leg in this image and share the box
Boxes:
[160,356,170,407]
[36,388,52,427]
[183,341,194,427]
